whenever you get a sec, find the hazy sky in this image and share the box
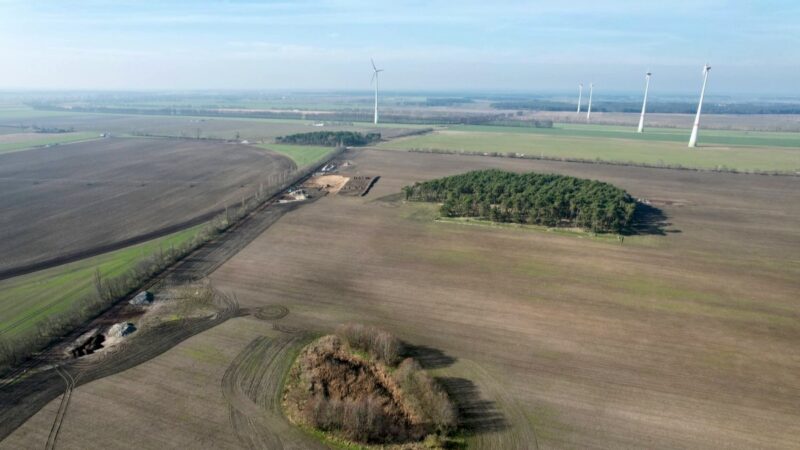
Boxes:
[1,0,798,95]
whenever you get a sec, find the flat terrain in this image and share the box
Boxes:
[257,143,334,167]
[4,150,798,449]
[0,132,99,154]
[0,225,201,340]
[0,107,421,142]
[524,111,800,132]
[377,123,800,172]
[0,137,294,273]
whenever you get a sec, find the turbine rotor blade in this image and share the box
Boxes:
[371,58,377,71]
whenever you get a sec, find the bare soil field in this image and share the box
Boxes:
[0,137,294,273]
[2,150,799,449]
[0,110,420,142]
[210,150,800,448]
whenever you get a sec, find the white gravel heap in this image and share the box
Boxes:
[108,322,136,338]
[130,290,153,306]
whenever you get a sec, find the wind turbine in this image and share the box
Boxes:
[576,83,583,115]
[637,71,652,133]
[370,58,384,125]
[688,64,711,148]
[586,83,594,122]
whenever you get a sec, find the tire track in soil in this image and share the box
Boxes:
[252,305,289,321]
[221,336,326,450]
[1,153,343,443]
[44,366,76,450]
[0,294,241,443]
[447,360,539,450]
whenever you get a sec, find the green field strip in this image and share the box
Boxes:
[257,143,334,167]
[377,127,800,172]
[0,225,202,339]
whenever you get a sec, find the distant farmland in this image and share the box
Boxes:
[0,137,294,273]
[377,123,800,172]
[0,132,99,154]
[257,143,333,167]
[0,105,421,142]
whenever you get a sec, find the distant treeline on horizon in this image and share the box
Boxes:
[489,100,800,115]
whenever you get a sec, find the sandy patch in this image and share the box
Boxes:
[304,174,350,194]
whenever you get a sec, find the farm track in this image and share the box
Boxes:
[221,335,325,450]
[44,367,76,450]
[0,190,308,339]
[0,293,242,442]
[0,151,339,442]
[0,137,298,274]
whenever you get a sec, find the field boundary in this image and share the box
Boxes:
[0,208,223,281]
[0,145,343,377]
[0,134,320,280]
[367,146,800,177]
[434,217,625,242]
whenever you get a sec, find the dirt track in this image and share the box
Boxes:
[3,149,800,449]
[0,137,295,273]
[222,335,326,450]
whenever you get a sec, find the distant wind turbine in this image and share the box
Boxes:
[371,58,384,125]
[586,83,594,122]
[576,83,583,114]
[688,64,711,148]
[637,71,652,133]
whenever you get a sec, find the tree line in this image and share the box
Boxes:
[490,99,800,115]
[403,169,637,233]
[275,131,381,146]
[0,148,345,374]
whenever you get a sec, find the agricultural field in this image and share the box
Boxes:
[0,225,201,340]
[258,143,334,167]
[0,136,294,274]
[377,123,800,172]
[0,132,99,154]
[0,105,421,143]
[4,149,798,449]
[522,111,800,132]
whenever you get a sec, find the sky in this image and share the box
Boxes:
[0,0,798,96]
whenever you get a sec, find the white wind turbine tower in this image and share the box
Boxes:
[688,64,711,148]
[637,71,652,133]
[576,83,583,114]
[586,83,594,122]
[370,58,384,125]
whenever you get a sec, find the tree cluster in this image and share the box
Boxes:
[275,131,381,146]
[335,323,402,365]
[286,330,457,446]
[403,169,636,233]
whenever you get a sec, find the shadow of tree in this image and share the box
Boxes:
[403,345,509,437]
[404,344,457,369]
[437,377,509,435]
[626,202,678,236]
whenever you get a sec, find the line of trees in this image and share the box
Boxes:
[275,131,381,146]
[490,100,800,115]
[28,103,551,126]
[403,169,636,233]
[0,148,344,374]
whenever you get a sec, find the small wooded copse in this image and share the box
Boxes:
[275,131,381,147]
[403,169,637,233]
